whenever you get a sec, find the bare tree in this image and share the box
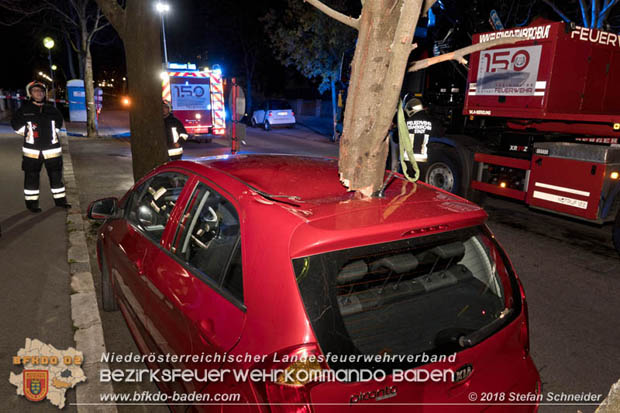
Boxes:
[0,0,108,138]
[42,0,109,138]
[304,0,522,197]
[95,0,168,180]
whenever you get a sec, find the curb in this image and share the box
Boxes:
[61,132,118,413]
[66,131,131,138]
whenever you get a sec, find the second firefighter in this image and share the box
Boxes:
[163,100,189,160]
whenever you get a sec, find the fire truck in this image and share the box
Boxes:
[420,20,620,253]
[161,64,226,139]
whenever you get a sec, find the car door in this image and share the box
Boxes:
[167,180,246,392]
[121,171,196,394]
[104,172,190,358]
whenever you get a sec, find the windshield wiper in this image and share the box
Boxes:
[458,308,514,348]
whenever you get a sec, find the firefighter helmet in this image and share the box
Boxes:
[26,81,47,99]
[404,97,424,117]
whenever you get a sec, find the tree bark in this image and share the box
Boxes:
[81,22,98,138]
[96,0,168,181]
[338,0,422,196]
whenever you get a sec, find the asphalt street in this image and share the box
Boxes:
[0,132,77,412]
[62,124,620,412]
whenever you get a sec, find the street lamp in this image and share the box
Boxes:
[155,2,170,69]
[43,36,55,106]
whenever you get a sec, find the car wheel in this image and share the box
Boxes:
[613,209,620,255]
[251,118,257,128]
[100,249,119,312]
[421,146,462,195]
[264,120,271,131]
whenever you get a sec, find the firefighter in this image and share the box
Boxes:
[163,100,189,161]
[403,97,436,163]
[11,81,70,213]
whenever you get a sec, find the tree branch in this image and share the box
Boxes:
[41,0,79,26]
[408,36,526,72]
[94,0,125,36]
[304,0,360,30]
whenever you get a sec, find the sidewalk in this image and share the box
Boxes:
[296,115,333,137]
[65,110,130,137]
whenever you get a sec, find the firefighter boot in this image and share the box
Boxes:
[26,200,42,213]
[54,197,72,209]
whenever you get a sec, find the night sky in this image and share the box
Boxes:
[1,0,619,98]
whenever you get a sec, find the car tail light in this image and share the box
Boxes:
[268,111,273,117]
[292,111,295,116]
[254,344,326,413]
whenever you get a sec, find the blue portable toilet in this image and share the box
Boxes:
[67,79,86,122]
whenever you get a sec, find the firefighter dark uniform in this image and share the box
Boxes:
[163,102,189,160]
[403,98,436,163]
[11,81,70,212]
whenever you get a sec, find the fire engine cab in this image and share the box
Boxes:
[161,63,226,139]
[421,20,620,253]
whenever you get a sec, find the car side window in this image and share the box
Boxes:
[126,172,188,243]
[173,183,243,302]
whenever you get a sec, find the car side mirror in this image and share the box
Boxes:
[87,197,118,220]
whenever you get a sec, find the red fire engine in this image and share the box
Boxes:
[422,20,620,253]
[161,65,226,139]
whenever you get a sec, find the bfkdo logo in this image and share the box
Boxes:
[24,370,49,402]
[10,338,86,409]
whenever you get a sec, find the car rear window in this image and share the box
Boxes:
[269,100,292,110]
[292,226,520,370]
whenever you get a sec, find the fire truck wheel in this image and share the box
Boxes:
[263,120,271,131]
[422,147,462,196]
[613,210,620,255]
[100,249,119,312]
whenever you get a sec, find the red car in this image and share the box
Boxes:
[89,155,540,412]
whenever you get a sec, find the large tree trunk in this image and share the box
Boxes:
[82,24,98,138]
[338,0,422,196]
[96,0,169,181]
[123,2,168,180]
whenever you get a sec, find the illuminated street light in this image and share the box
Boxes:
[155,2,170,68]
[43,37,54,49]
[43,36,56,106]
[51,64,57,71]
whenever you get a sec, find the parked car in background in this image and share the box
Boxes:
[251,99,296,130]
[88,155,540,412]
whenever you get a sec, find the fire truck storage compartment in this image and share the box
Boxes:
[527,142,620,221]
[465,21,620,123]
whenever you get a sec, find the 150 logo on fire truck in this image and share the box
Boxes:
[171,83,210,111]
[476,45,542,96]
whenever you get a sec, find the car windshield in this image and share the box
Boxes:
[292,226,519,371]
[269,100,292,110]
